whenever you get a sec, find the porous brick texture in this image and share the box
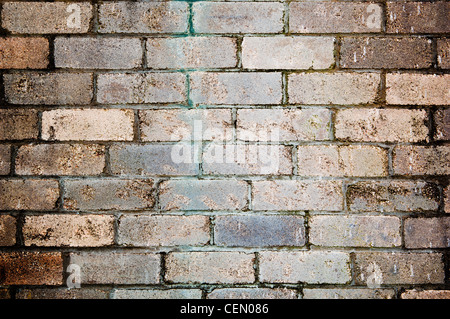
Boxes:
[0,0,449,300]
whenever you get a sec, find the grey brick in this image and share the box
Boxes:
[17,288,109,300]
[303,288,395,299]
[404,217,450,249]
[393,145,450,176]
[113,289,202,299]
[208,288,297,299]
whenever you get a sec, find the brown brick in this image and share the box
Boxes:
[404,217,450,249]
[17,288,110,299]
[0,252,63,285]
[387,2,449,34]
[445,186,450,213]
[0,215,16,246]
[434,108,450,141]
[437,39,450,69]
[165,252,255,284]
[0,289,10,299]
[16,144,105,176]
[303,288,395,299]
[340,37,433,69]
[0,179,60,211]
[401,290,450,299]
[208,288,297,299]
[0,37,49,69]
[393,145,450,176]
[23,214,115,247]
[0,109,39,140]
[0,145,11,175]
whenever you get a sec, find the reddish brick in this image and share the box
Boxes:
[0,37,49,69]
[0,215,16,246]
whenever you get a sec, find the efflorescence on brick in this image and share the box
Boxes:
[0,1,449,300]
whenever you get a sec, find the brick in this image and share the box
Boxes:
[190,72,282,105]
[404,217,450,249]
[252,180,343,211]
[340,37,433,69]
[147,37,237,69]
[117,215,210,247]
[297,145,388,177]
[17,288,109,299]
[386,73,450,105]
[139,109,233,142]
[4,73,93,105]
[215,215,305,247]
[193,2,284,34]
[203,144,292,175]
[347,181,440,212]
[0,252,63,285]
[70,252,160,284]
[393,145,450,176]
[63,179,155,211]
[237,109,331,142]
[208,288,297,299]
[445,186,450,213]
[303,288,395,300]
[0,179,59,211]
[0,37,49,69]
[97,73,186,104]
[0,215,16,246]
[0,109,39,140]
[16,144,105,176]
[165,252,255,284]
[437,39,450,69]
[0,145,11,175]
[335,108,428,143]
[2,2,92,34]
[289,2,382,33]
[0,289,10,299]
[242,37,335,70]
[386,2,449,34]
[55,37,142,69]
[98,2,189,34]
[310,215,401,248]
[41,109,134,141]
[113,289,202,300]
[259,251,351,284]
[401,290,450,300]
[110,144,198,176]
[354,252,445,285]
[23,214,115,247]
[288,72,380,105]
[434,108,450,141]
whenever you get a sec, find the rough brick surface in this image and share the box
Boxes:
[303,288,395,300]
[0,109,39,140]
[17,288,110,300]
[393,146,450,176]
[0,37,49,69]
[434,108,450,141]
[401,290,450,300]
[0,215,16,246]
[0,145,11,175]
[445,186,450,214]
[404,217,450,249]
[113,289,202,300]
[437,39,450,69]
[208,288,297,299]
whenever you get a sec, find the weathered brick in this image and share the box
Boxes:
[289,2,382,33]
[386,2,449,34]
[386,73,450,105]
[139,109,233,142]
[0,145,11,175]
[252,180,343,211]
[215,215,305,247]
[0,215,16,246]
[147,37,237,69]
[347,181,440,212]
[41,109,134,141]
[113,289,202,300]
[2,2,92,34]
[17,288,109,299]
[404,217,450,249]
[237,109,331,142]
[393,145,450,176]
[303,288,395,300]
[445,186,450,213]
[165,252,255,284]
[310,215,401,248]
[0,289,10,299]
[208,288,297,299]
[97,73,186,104]
[0,252,63,285]
[16,144,105,176]
[193,2,284,34]
[340,37,433,69]
[203,144,292,175]
[437,39,450,69]
[401,290,450,299]
[434,108,450,141]
[259,251,351,284]
[0,179,59,211]
[55,37,142,69]
[288,72,380,105]
[118,215,210,247]
[23,214,115,247]
[63,179,155,211]
[0,109,39,140]
[0,37,49,69]
[242,37,335,70]
[98,2,189,34]
[4,73,93,105]
[335,108,428,143]
[159,180,248,211]
[70,252,160,284]
[297,145,388,177]
[354,252,445,285]
[190,72,282,105]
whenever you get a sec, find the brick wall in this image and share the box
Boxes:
[0,1,449,300]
